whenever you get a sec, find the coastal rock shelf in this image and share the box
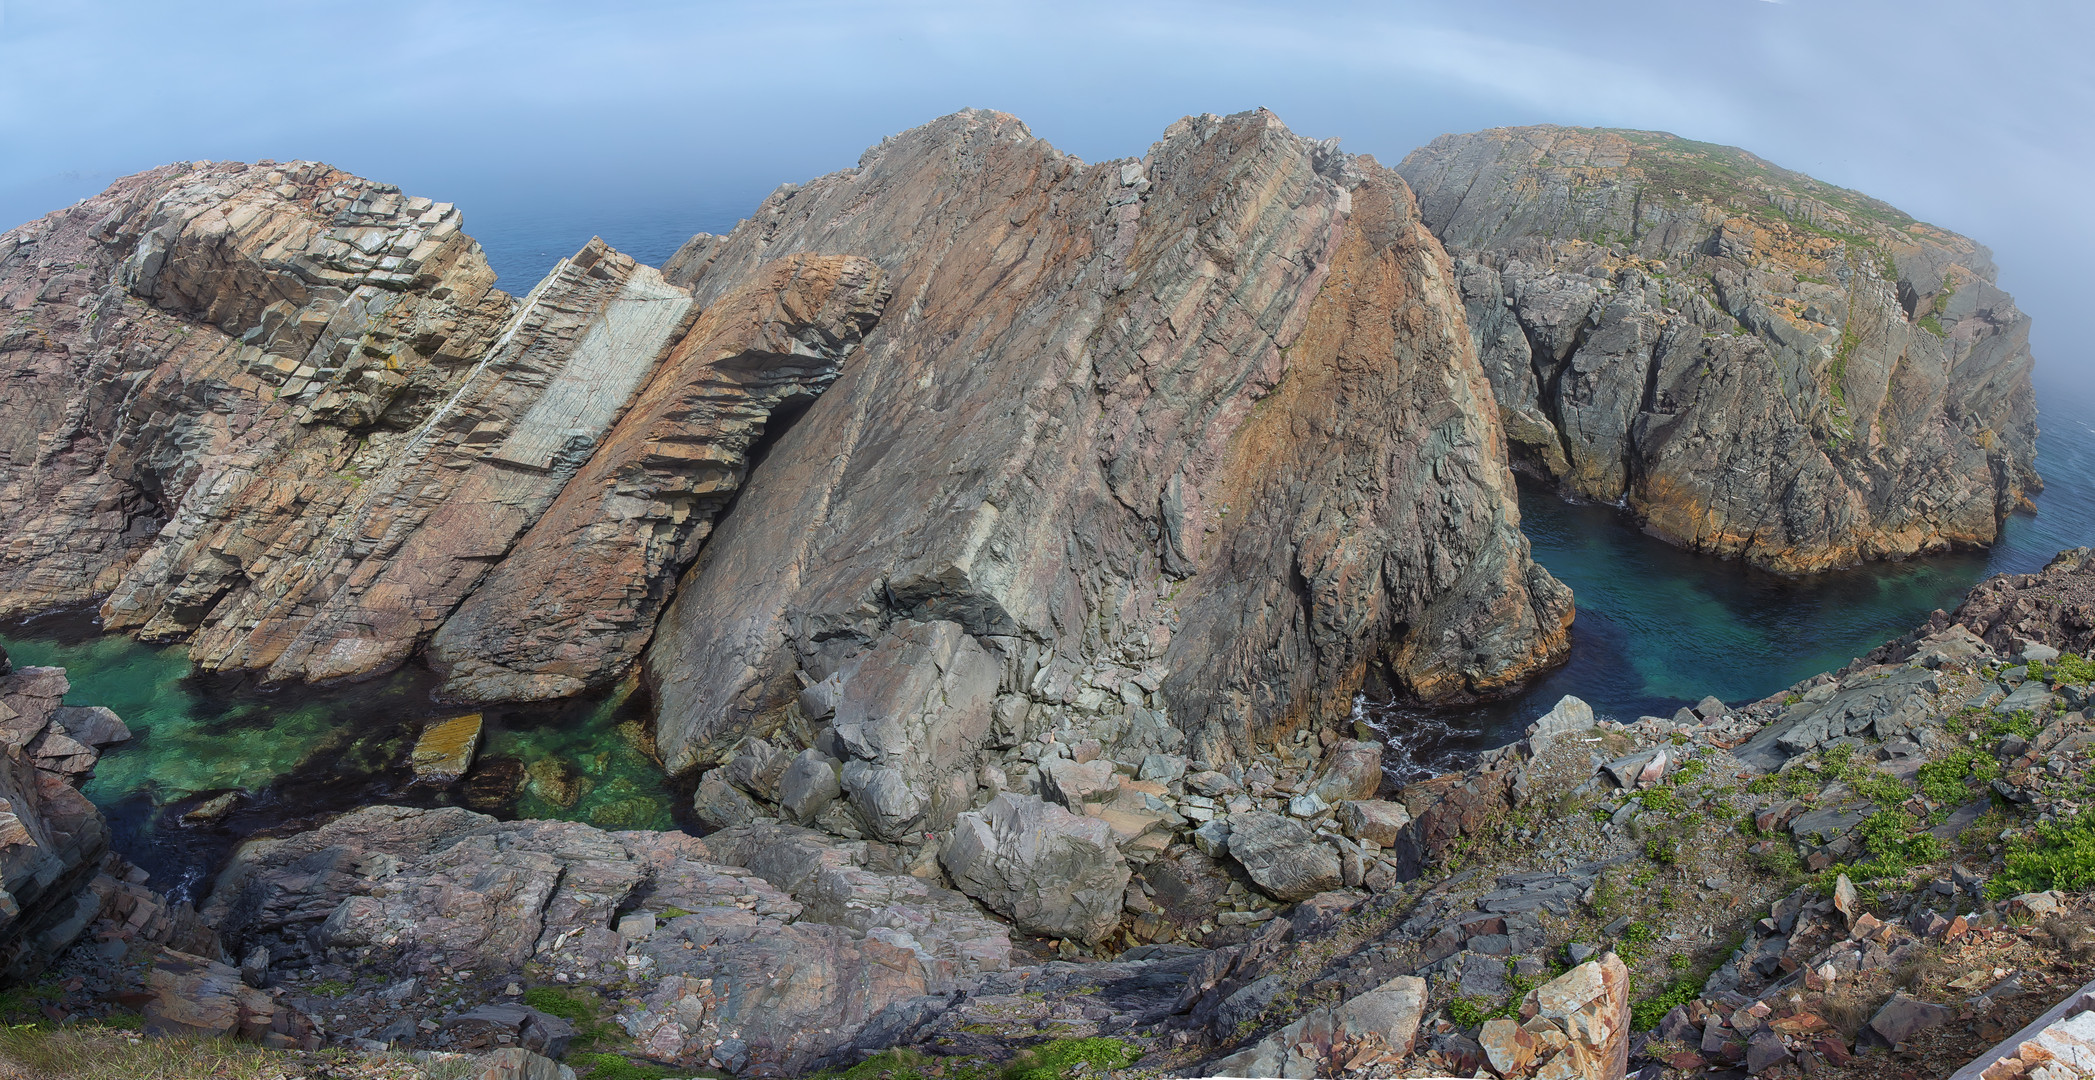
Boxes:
[1398,126,2040,573]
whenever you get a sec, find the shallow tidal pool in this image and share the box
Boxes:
[0,608,675,901]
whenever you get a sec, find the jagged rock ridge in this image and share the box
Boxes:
[0,162,879,698]
[647,108,1572,807]
[1397,126,2040,573]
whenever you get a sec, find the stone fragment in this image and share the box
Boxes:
[1746,1029,1792,1074]
[1226,811,1343,902]
[1867,992,1950,1046]
[1480,1016,1538,1076]
[1309,740,1384,803]
[475,1048,576,1080]
[939,794,1130,944]
[1833,873,1859,927]
[410,714,483,784]
[776,750,842,824]
[691,771,764,830]
[184,791,241,824]
[1337,799,1412,846]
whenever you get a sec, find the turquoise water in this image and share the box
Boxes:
[0,610,675,901]
[1367,371,2095,780]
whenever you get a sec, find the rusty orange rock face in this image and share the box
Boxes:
[644,109,1571,776]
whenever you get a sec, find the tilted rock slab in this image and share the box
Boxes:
[0,161,884,695]
[1397,126,2039,572]
[429,253,887,701]
[646,108,1572,791]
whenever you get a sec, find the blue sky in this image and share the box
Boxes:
[3,0,2090,377]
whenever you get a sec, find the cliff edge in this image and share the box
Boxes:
[1397,126,2040,573]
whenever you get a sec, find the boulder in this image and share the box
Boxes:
[823,620,1000,841]
[1338,799,1413,847]
[939,794,1130,944]
[1526,695,1596,757]
[1309,739,1384,803]
[1519,953,1631,1080]
[722,738,791,803]
[143,947,318,1050]
[200,806,1012,1075]
[1226,811,1343,902]
[776,750,843,824]
[444,1003,579,1057]
[410,714,483,784]
[1865,991,1949,1047]
[692,770,764,830]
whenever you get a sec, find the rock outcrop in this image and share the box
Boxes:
[646,107,1571,802]
[0,162,880,697]
[1947,547,2095,659]
[197,804,1027,1073]
[427,253,887,701]
[1397,126,2040,572]
[0,651,133,979]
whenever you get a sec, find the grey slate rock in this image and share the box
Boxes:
[776,750,843,824]
[1225,811,1343,902]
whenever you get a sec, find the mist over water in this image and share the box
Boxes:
[1364,369,2095,783]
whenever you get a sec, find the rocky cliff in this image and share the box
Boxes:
[1396,126,2040,572]
[0,162,880,699]
[646,108,1571,807]
[0,112,1571,782]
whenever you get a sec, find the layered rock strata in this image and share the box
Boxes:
[0,650,126,978]
[0,162,881,695]
[1397,126,2040,572]
[646,107,1572,806]
[429,253,887,701]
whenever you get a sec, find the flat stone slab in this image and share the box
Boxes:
[410,713,483,783]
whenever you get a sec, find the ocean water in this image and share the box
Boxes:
[1365,370,2095,781]
[0,610,676,902]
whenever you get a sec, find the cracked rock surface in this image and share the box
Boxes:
[1397,126,2039,573]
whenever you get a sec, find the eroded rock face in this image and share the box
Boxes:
[428,254,887,701]
[1397,127,2040,573]
[1949,547,2095,658]
[0,162,882,698]
[200,805,1014,1075]
[0,655,124,979]
[646,108,1571,787]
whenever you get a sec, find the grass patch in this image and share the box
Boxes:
[0,1027,292,1080]
[524,985,620,1052]
[1003,1038,1140,1080]
[574,1053,676,1080]
[1992,811,2095,898]
[1918,749,2001,805]
[2046,653,2095,685]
